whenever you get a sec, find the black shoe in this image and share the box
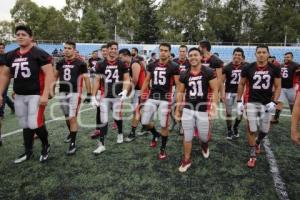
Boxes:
[226,131,233,140]
[66,142,76,155]
[64,134,71,143]
[125,133,136,142]
[40,144,50,163]
[14,152,33,164]
[233,127,239,138]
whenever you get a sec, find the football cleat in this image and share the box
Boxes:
[124,133,136,142]
[233,127,240,138]
[226,130,233,140]
[117,134,123,144]
[14,152,33,164]
[247,157,257,168]
[93,142,106,154]
[137,127,150,136]
[90,130,101,139]
[179,158,192,173]
[64,134,71,143]
[40,144,50,162]
[66,143,76,155]
[149,137,158,148]
[201,143,210,159]
[158,150,167,160]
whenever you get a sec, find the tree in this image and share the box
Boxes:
[0,21,14,42]
[79,8,108,42]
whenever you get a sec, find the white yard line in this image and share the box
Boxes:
[263,137,290,200]
[2,107,94,138]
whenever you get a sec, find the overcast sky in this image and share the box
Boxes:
[0,0,67,21]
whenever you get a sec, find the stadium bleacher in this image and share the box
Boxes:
[5,43,300,63]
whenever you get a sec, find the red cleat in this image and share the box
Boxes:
[247,157,256,168]
[90,130,101,139]
[149,140,157,148]
[158,150,167,160]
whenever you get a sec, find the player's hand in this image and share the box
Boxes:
[221,95,226,103]
[91,96,99,108]
[40,95,49,106]
[118,90,128,101]
[291,131,300,145]
[83,93,91,103]
[237,101,244,116]
[11,92,15,100]
[265,101,277,113]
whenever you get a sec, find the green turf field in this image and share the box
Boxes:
[0,88,299,200]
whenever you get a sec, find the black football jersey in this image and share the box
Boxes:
[173,58,191,72]
[280,61,299,89]
[180,66,216,112]
[241,62,281,104]
[96,59,129,98]
[201,54,224,70]
[88,57,101,72]
[147,60,180,101]
[4,46,52,95]
[223,62,246,93]
[56,58,88,93]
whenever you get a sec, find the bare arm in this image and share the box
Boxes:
[140,72,151,95]
[237,77,246,101]
[174,75,180,88]
[0,66,11,106]
[209,77,219,117]
[41,64,55,105]
[131,62,141,87]
[273,77,281,102]
[215,68,223,91]
[122,72,131,92]
[83,73,92,94]
[221,74,226,101]
[92,74,101,96]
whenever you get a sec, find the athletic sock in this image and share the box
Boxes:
[161,136,168,151]
[70,131,77,144]
[34,125,49,146]
[256,132,267,145]
[274,109,281,120]
[115,120,123,134]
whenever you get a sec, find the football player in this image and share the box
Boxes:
[176,47,218,172]
[0,25,54,163]
[54,41,91,155]
[237,45,281,168]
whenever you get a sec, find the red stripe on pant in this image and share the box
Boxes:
[37,105,46,128]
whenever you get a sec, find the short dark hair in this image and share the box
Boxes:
[199,40,211,52]
[151,52,156,57]
[179,45,188,51]
[119,48,131,56]
[159,42,171,51]
[132,47,139,53]
[188,47,204,55]
[256,44,269,53]
[284,52,293,57]
[233,47,244,57]
[171,53,175,58]
[101,45,107,50]
[65,41,76,49]
[107,41,118,48]
[92,50,98,53]
[15,25,33,36]
[0,42,5,47]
